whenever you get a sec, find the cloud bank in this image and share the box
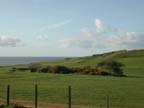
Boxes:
[0,35,22,47]
[61,19,144,52]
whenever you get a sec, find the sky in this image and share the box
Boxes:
[0,0,144,57]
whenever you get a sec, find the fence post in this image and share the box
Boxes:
[35,84,38,108]
[106,95,110,108]
[7,84,10,106]
[68,86,71,108]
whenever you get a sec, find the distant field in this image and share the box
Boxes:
[0,50,144,108]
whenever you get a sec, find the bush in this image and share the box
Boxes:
[29,63,42,72]
[39,66,50,73]
[10,67,17,72]
[70,66,108,75]
[50,65,72,74]
[28,62,123,76]
[97,60,125,76]
[100,71,110,76]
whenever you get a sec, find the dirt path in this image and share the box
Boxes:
[0,98,94,108]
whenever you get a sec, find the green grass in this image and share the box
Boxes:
[0,68,144,107]
[40,49,144,67]
[0,49,144,108]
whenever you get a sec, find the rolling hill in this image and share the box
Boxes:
[41,49,144,66]
[40,49,144,77]
[0,49,144,108]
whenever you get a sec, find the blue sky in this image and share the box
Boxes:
[0,0,144,56]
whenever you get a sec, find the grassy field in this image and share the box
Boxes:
[0,50,144,108]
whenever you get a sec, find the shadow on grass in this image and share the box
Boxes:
[126,75,144,79]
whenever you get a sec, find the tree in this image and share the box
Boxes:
[97,60,125,76]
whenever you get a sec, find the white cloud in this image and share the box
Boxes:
[61,39,93,49]
[108,32,144,49]
[80,28,99,38]
[80,19,108,38]
[95,19,108,33]
[60,19,144,51]
[0,35,22,47]
[36,35,48,41]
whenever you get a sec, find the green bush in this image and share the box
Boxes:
[50,65,72,74]
[28,63,120,76]
[97,60,125,76]
[39,66,50,73]
[29,63,42,72]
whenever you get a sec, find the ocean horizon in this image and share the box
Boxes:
[0,57,66,66]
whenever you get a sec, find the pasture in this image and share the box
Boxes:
[0,50,144,108]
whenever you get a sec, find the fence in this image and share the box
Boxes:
[0,84,110,108]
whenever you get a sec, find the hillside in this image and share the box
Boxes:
[41,49,144,67]
[6,49,144,76]
[37,49,143,76]
[0,49,144,108]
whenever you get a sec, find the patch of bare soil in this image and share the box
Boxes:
[0,98,94,108]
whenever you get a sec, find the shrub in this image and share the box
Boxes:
[100,71,110,76]
[29,63,42,72]
[16,68,29,71]
[28,62,123,76]
[50,65,72,74]
[39,66,50,73]
[97,60,125,76]
[71,66,102,75]
[10,67,16,72]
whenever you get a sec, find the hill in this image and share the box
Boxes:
[38,49,144,77]
[0,49,144,108]
[41,49,144,66]
[5,49,144,77]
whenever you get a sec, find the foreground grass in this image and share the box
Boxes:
[0,69,144,108]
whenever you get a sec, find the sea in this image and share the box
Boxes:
[0,57,66,66]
